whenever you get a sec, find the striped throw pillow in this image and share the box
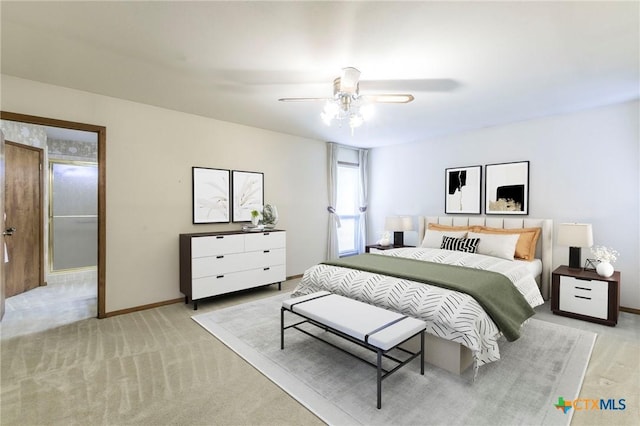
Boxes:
[440,236,480,253]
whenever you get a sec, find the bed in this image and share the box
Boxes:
[291,216,553,375]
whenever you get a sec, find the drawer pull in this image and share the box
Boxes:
[575,286,591,291]
[216,255,224,259]
[263,232,270,236]
[216,236,224,239]
[263,267,270,271]
[575,295,591,300]
[216,275,224,279]
[263,250,270,253]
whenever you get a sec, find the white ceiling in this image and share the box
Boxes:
[1,1,638,148]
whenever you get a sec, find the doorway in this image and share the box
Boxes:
[0,112,106,319]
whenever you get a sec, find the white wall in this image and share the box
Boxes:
[369,100,640,309]
[1,75,328,313]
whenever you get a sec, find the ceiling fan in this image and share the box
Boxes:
[278,67,414,131]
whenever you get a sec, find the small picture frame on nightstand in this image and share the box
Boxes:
[584,258,598,272]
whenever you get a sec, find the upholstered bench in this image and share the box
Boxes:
[281,291,426,409]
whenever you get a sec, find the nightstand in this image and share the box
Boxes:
[551,265,620,326]
[365,244,413,253]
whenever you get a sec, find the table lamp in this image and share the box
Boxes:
[557,223,593,269]
[384,216,413,246]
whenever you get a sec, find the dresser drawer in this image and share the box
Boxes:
[244,231,286,251]
[192,248,285,278]
[192,271,248,299]
[192,264,286,299]
[559,276,608,319]
[244,248,286,269]
[192,252,251,278]
[192,234,244,258]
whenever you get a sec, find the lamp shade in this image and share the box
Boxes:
[384,216,413,232]
[557,223,593,247]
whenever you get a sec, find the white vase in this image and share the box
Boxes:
[596,261,614,278]
[251,216,259,226]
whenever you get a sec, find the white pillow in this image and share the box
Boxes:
[421,229,467,248]
[467,231,519,260]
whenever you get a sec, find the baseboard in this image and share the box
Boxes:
[103,297,183,318]
[103,276,303,318]
[620,306,640,315]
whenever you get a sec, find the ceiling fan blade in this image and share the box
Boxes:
[278,97,332,102]
[339,67,361,94]
[359,94,415,103]
[359,79,459,92]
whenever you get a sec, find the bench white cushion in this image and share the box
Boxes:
[283,291,425,351]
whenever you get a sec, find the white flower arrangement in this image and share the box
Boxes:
[590,245,619,264]
[377,231,392,246]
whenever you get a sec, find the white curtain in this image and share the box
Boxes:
[357,149,369,254]
[326,142,340,260]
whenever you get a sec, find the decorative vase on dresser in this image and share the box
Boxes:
[596,261,614,278]
[179,229,286,309]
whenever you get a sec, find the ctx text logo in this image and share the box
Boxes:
[555,397,626,414]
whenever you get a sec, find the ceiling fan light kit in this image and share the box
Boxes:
[279,67,415,133]
[320,97,374,131]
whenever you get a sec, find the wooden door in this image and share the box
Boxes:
[5,141,44,297]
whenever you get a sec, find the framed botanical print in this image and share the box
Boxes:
[485,161,529,215]
[192,167,230,224]
[232,170,264,222]
[445,165,482,214]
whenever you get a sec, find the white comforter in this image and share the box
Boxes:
[291,247,545,368]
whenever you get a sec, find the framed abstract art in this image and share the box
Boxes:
[485,161,529,215]
[445,165,482,214]
[232,170,264,222]
[192,167,230,224]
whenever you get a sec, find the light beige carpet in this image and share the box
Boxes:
[1,283,323,426]
[2,278,639,425]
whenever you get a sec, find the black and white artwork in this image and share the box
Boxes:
[445,165,482,214]
[192,167,230,224]
[232,170,264,222]
[485,161,529,215]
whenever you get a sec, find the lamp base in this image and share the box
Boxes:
[568,247,582,269]
[393,232,404,247]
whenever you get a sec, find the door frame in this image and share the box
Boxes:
[5,141,45,293]
[1,112,107,319]
[1,131,5,320]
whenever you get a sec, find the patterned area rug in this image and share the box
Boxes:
[193,292,596,426]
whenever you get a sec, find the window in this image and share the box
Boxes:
[336,162,360,256]
[327,142,368,260]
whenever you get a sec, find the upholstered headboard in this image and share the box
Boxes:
[417,216,553,300]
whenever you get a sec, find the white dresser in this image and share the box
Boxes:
[180,230,286,309]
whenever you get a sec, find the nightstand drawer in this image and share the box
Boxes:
[559,276,608,319]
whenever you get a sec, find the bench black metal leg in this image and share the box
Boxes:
[420,331,425,375]
[377,349,382,409]
[280,308,285,350]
